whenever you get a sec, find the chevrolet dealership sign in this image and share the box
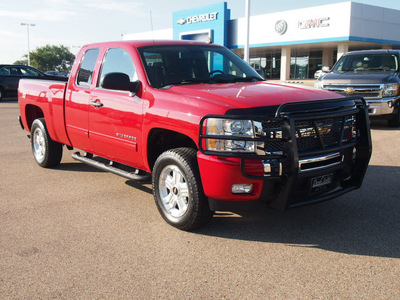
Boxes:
[177,12,218,25]
[173,2,230,46]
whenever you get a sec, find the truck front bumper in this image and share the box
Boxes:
[198,97,372,211]
[198,146,367,211]
[366,96,399,116]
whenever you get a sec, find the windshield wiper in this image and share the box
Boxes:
[368,67,392,71]
[232,76,264,82]
[159,77,214,89]
[159,76,264,89]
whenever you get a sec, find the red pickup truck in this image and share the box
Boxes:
[18,40,372,230]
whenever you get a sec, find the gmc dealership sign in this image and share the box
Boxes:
[298,17,330,29]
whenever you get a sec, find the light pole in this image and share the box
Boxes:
[20,23,36,66]
[244,0,250,63]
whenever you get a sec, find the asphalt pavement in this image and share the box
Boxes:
[0,98,399,299]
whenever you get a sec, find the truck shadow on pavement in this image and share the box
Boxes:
[57,162,106,173]
[57,162,154,194]
[370,119,400,131]
[197,165,400,259]
[1,97,18,103]
[56,150,399,258]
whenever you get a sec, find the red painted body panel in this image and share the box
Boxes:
[197,153,264,200]
[18,80,70,145]
[167,81,340,109]
[88,89,145,167]
[18,40,348,202]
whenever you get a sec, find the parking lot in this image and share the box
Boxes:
[1,98,399,299]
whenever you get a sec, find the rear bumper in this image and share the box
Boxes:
[18,115,25,130]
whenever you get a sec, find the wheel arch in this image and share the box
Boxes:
[24,104,45,132]
[147,128,198,172]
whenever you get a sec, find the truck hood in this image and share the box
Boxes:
[167,81,343,111]
[320,71,399,84]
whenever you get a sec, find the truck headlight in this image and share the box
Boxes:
[314,79,323,89]
[206,118,255,153]
[382,83,399,97]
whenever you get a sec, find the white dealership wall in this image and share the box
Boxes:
[349,2,400,43]
[229,2,352,50]
[230,2,400,80]
[123,28,172,41]
[123,1,400,81]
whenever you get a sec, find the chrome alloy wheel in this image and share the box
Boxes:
[159,165,190,218]
[32,127,45,163]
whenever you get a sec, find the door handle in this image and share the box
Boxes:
[90,100,103,108]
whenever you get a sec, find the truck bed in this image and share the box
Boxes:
[18,79,70,145]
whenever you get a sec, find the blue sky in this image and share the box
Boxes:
[1,0,399,65]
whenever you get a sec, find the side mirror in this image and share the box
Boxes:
[255,69,265,79]
[100,72,140,96]
[322,66,331,73]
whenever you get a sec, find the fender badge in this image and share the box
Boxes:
[116,133,137,141]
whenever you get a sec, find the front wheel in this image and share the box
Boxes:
[388,108,400,127]
[31,118,63,168]
[152,148,213,231]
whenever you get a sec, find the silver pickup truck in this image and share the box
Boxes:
[315,49,400,127]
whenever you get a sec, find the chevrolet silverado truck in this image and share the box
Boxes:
[315,49,400,127]
[18,40,372,230]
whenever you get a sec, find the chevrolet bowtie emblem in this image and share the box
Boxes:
[344,88,356,94]
[317,124,332,135]
[177,18,186,25]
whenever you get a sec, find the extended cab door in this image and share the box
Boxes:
[65,48,100,151]
[88,47,144,168]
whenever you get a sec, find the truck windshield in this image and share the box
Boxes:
[332,53,399,73]
[137,44,264,89]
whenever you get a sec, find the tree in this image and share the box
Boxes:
[14,45,75,73]
[14,58,28,65]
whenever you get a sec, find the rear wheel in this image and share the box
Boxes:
[152,148,213,231]
[31,118,63,168]
[0,87,4,101]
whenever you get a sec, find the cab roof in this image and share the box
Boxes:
[81,40,220,49]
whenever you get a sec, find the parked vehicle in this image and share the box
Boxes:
[0,65,67,100]
[45,70,68,77]
[314,68,329,79]
[315,49,400,126]
[18,40,372,230]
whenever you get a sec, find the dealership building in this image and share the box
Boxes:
[123,1,400,81]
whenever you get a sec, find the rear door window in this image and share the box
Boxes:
[0,67,20,76]
[77,48,99,88]
[20,67,41,77]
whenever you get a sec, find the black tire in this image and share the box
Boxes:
[388,108,400,127]
[0,87,4,101]
[30,118,63,168]
[152,147,213,231]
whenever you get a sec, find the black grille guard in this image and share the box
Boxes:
[199,97,372,183]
